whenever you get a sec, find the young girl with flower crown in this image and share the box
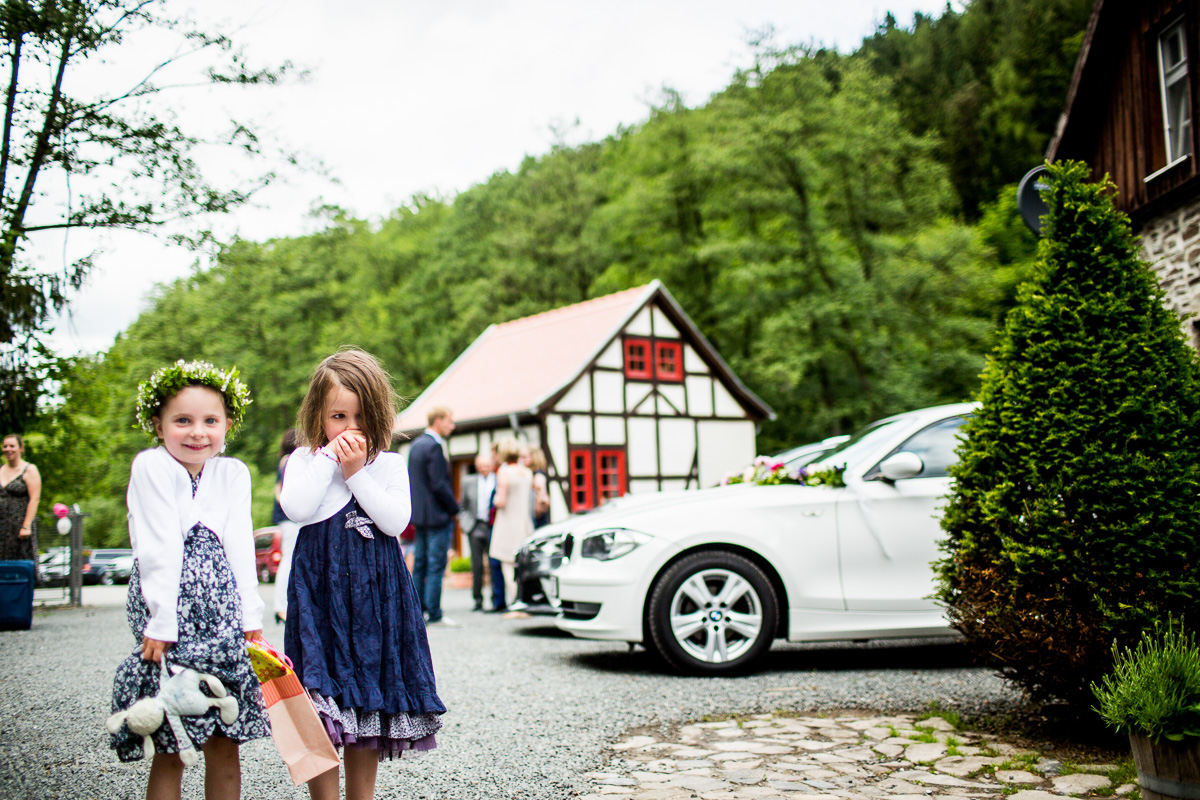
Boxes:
[109,360,271,799]
[281,348,444,800]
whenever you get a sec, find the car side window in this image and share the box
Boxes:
[893,416,969,478]
[254,533,272,550]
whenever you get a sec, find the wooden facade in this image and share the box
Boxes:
[1049,0,1200,345]
[1049,0,1200,222]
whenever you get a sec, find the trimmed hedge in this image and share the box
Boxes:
[935,161,1200,706]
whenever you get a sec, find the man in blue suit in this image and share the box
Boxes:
[408,406,460,626]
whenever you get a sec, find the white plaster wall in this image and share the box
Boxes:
[556,374,592,412]
[713,381,744,418]
[697,421,756,487]
[594,416,626,445]
[652,307,679,337]
[660,479,688,492]
[659,418,696,476]
[596,341,623,369]
[549,480,569,522]
[658,384,686,415]
[567,414,592,445]
[683,343,706,373]
[626,307,652,335]
[686,375,713,416]
[627,417,658,476]
[629,479,660,495]
[593,370,625,413]
[546,415,568,476]
[448,432,478,456]
[627,383,654,415]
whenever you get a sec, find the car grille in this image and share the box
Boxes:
[559,601,600,620]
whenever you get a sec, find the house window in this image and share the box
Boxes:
[654,341,683,382]
[569,449,594,512]
[624,338,652,380]
[595,449,627,503]
[1159,19,1193,164]
[624,337,685,381]
[569,447,627,511]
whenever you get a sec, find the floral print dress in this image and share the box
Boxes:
[109,472,270,761]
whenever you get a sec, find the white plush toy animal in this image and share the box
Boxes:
[106,664,239,766]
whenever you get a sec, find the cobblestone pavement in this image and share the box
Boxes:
[581,712,1131,800]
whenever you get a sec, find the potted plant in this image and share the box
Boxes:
[1092,618,1200,800]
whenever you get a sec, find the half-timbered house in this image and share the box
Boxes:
[393,281,775,542]
[1047,0,1200,347]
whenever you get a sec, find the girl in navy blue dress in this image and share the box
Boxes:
[281,349,444,800]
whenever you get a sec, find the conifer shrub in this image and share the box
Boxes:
[935,160,1200,706]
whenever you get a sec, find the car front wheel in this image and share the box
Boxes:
[647,550,778,676]
[100,572,114,586]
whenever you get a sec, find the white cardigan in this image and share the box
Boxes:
[127,447,264,642]
[279,448,411,536]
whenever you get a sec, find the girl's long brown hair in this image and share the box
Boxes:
[296,349,398,462]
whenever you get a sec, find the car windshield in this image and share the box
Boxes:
[807,418,905,472]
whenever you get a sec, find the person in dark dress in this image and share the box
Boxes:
[281,349,445,800]
[0,434,41,562]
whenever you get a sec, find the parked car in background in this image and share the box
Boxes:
[550,403,976,675]
[254,527,282,583]
[37,549,70,587]
[84,549,134,585]
[775,435,851,472]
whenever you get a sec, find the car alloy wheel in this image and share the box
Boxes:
[100,572,114,586]
[647,550,778,676]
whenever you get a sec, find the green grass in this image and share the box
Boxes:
[918,701,963,730]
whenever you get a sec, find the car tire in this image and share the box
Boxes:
[647,550,778,676]
[100,572,114,586]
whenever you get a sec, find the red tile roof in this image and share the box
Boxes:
[395,284,654,432]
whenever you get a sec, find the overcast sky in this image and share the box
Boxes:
[43,0,957,355]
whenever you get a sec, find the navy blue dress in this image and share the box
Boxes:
[285,497,444,759]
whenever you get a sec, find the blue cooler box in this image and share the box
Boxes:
[0,560,35,630]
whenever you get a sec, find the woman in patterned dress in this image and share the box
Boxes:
[0,434,41,562]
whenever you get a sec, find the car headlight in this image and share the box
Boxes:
[578,528,650,561]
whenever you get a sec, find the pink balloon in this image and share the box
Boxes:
[53,503,70,518]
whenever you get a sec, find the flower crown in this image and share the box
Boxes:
[135,360,252,437]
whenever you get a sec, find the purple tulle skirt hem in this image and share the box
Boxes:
[319,714,438,760]
[308,690,442,762]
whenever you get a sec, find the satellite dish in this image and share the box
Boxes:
[1017,165,1052,235]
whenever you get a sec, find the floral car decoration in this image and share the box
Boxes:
[723,457,846,488]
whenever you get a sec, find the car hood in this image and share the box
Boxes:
[567,483,838,540]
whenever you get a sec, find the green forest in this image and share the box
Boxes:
[25,0,1094,545]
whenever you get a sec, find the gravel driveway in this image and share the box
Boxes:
[0,585,1021,799]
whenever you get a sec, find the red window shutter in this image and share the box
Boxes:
[595,449,627,502]
[624,338,652,380]
[654,341,683,382]
[570,448,594,512]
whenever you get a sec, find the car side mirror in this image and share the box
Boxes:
[878,452,924,482]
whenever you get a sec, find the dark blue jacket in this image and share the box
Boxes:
[408,433,459,528]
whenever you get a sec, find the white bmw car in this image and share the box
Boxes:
[550,403,976,675]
